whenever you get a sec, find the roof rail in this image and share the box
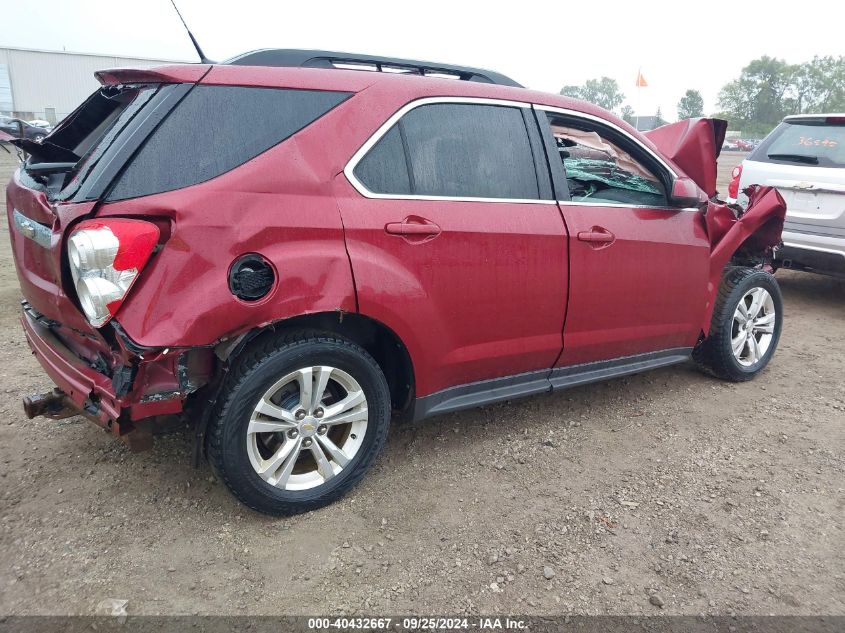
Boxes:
[224,49,523,88]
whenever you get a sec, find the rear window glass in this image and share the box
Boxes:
[107,86,351,201]
[48,85,154,161]
[355,103,542,200]
[15,85,158,201]
[756,121,845,168]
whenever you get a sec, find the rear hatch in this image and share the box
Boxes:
[6,67,206,338]
[741,115,845,233]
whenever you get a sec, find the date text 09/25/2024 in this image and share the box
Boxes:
[307,617,528,630]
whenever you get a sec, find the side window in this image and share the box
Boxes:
[354,103,544,200]
[546,113,668,207]
[108,86,351,201]
[354,126,411,195]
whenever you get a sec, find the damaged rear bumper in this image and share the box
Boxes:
[21,306,213,438]
[22,308,121,426]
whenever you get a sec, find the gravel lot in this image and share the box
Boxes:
[0,148,842,616]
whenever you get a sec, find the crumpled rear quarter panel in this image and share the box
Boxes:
[99,134,356,348]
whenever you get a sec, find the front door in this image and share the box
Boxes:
[335,99,569,397]
[538,108,711,367]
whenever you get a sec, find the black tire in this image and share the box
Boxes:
[693,267,783,381]
[207,331,390,515]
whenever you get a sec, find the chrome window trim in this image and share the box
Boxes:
[343,96,558,205]
[560,200,700,212]
[535,105,679,179]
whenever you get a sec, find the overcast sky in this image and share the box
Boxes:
[1,0,842,121]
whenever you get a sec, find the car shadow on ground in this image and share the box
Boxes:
[41,273,836,519]
[126,360,701,518]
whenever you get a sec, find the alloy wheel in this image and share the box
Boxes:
[246,366,368,490]
[731,287,776,367]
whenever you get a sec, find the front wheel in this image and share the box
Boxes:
[693,267,783,381]
[207,331,391,515]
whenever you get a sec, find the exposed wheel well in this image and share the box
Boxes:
[221,312,415,417]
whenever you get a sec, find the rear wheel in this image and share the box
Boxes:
[693,267,783,381]
[207,331,390,515]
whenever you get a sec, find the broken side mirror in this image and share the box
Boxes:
[669,176,705,208]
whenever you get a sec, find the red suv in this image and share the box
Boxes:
[7,50,787,515]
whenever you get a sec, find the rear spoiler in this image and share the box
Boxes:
[644,118,727,198]
[95,64,212,86]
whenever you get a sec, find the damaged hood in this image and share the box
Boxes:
[645,118,727,197]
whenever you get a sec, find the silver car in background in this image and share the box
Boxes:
[730,114,845,279]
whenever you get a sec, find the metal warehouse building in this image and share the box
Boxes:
[0,46,184,124]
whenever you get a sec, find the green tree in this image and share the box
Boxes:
[560,77,625,112]
[677,89,704,119]
[717,56,795,132]
[621,105,635,125]
[717,54,845,136]
[787,62,816,114]
[812,56,845,111]
[786,56,845,113]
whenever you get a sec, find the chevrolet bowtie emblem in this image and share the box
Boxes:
[13,209,52,248]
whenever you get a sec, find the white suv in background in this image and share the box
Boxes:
[729,114,845,279]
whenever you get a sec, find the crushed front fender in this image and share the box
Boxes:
[701,185,787,331]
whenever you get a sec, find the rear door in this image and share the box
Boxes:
[335,98,568,397]
[537,108,711,367]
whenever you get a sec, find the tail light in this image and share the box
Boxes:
[67,219,159,327]
[728,163,743,199]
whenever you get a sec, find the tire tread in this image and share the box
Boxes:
[206,329,389,515]
[693,267,781,382]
